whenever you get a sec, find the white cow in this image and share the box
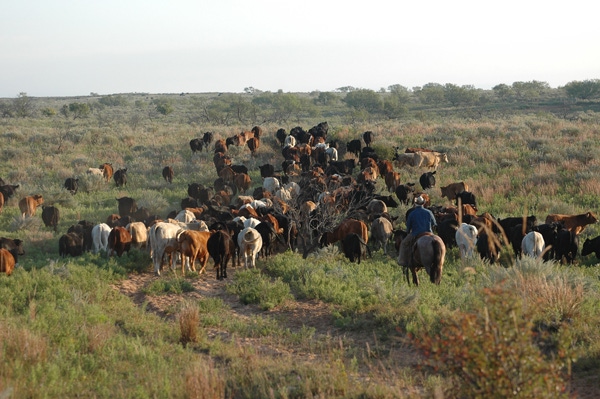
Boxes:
[91,223,112,253]
[126,221,148,249]
[371,217,393,255]
[243,217,261,229]
[175,209,196,223]
[521,231,545,258]
[263,177,281,194]
[325,147,338,162]
[413,151,449,170]
[238,227,263,268]
[149,222,185,275]
[455,223,478,259]
[284,136,296,147]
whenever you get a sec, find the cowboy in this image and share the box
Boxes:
[398,195,437,269]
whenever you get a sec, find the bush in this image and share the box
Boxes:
[226,268,292,310]
[409,285,572,398]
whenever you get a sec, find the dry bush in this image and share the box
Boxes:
[185,359,226,399]
[0,323,48,365]
[178,302,200,346]
[86,323,117,354]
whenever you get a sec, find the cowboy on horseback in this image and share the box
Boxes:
[398,195,437,270]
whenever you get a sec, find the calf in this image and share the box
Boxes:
[113,168,128,187]
[59,233,84,257]
[371,217,393,255]
[582,235,600,259]
[0,249,16,276]
[64,177,79,194]
[238,227,263,268]
[19,195,44,217]
[117,197,138,218]
[342,233,371,264]
[92,223,112,253]
[127,222,148,249]
[554,228,578,264]
[395,183,416,205]
[207,230,233,280]
[190,138,204,154]
[320,218,368,247]
[521,231,545,258]
[455,191,477,208]
[440,182,468,201]
[362,131,374,147]
[107,226,132,257]
[346,139,362,157]
[419,171,436,190]
[0,237,24,264]
[545,212,598,236]
[162,166,174,183]
[177,230,211,274]
[455,223,478,259]
[41,205,60,232]
[0,184,20,201]
[99,163,114,182]
[148,222,182,275]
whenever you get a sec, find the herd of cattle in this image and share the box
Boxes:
[1,121,600,284]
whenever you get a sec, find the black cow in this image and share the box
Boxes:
[116,197,137,218]
[188,183,204,200]
[162,166,174,183]
[202,132,214,150]
[362,131,374,147]
[373,195,399,208]
[41,205,60,232]
[582,235,600,259]
[419,171,436,190]
[231,164,249,175]
[395,183,416,205]
[342,233,371,264]
[346,139,362,158]
[359,146,378,161]
[207,230,233,280]
[0,237,25,263]
[555,228,578,264]
[190,138,204,154]
[259,164,275,178]
[113,168,128,187]
[64,177,79,194]
[534,223,561,261]
[181,197,200,210]
[476,230,502,264]
[59,233,84,257]
[275,128,287,147]
[496,215,537,237]
[328,159,356,175]
[68,220,95,252]
[255,222,284,258]
[509,224,533,258]
[437,218,459,249]
[0,184,19,201]
[455,191,477,208]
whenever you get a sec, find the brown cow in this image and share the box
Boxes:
[162,166,174,183]
[99,163,114,182]
[385,171,402,192]
[545,212,598,235]
[320,218,368,247]
[377,159,394,178]
[247,137,260,156]
[0,248,16,276]
[107,226,132,257]
[177,230,211,274]
[233,173,252,194]
[18,194,44,217]
[41,205,60,232]
[440,182,469,201]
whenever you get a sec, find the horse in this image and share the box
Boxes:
[404,233,446,286]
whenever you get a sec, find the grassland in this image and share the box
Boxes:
[1,93,600,398]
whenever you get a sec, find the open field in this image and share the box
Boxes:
[1,94,600,398]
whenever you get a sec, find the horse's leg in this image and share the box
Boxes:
[411,267,419,286]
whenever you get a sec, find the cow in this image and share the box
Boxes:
[497,215,537,238]
[0,184,20,201]
[534,223,561,261]
[437,218,459,249]
[509,224,533,258]
[276,128,287,147]
[320,218,368,247]
[476,228,502,264]
[214,139,228,154]
[64,177,79,194]
[126,222,148,249]
[91,223,112,253]
[342,233,371,264]
[419,171,436,190]
[148,222,182,275]
[393,153,416,168]
[346,139,362,158]
[107,226,132,257]
[362,131,374,147]
[0,237,25,264]
[59,233,84,257]
[162,166,174,183]
[377,159,394,178]
[68,220,95,252]
[238,227,263,268]
[0,249,15,276]
[41,205,60,232]
[521,231,545,258]
[395,183,416,205]
[385,171,402,192]
[455,223,478,259]
[247,137,260,156]
[113,168,128,187]
[116,197,138,218]
[233,173,252,194]
[582,235,600,259]
[263,177,281,194]
[284,135,297,148]
[202,131,214,149]
[371,217,394,255]
[545,212,598,235]
[254,222,284,258]
[259,164,276,179]
[99,163,114,182]
[455,191,477,208]
[18,194,44,218]
[328,159,356,175]
[367,199,388,218]
[87,168,104,178]
[325,147,338,163]
[413,151,448,169]
[207,230,233,280]
[177,230,211,274]
[190,138,204,154]
[440,182,469,201]
[554,228,578,264]
[373,194,399,208]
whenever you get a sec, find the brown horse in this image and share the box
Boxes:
[405,233,446,286]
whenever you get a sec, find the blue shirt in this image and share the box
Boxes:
[406,206,437,237]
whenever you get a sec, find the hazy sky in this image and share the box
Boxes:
[1,0,598,97]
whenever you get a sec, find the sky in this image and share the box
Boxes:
[1,0,598,98]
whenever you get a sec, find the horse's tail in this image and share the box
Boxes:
[430,239,444,284]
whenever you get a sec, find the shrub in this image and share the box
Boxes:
[409,286,572,398]
[226,269,292,310]
[178,302,200,346]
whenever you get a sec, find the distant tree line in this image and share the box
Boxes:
[1,79,598,123]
